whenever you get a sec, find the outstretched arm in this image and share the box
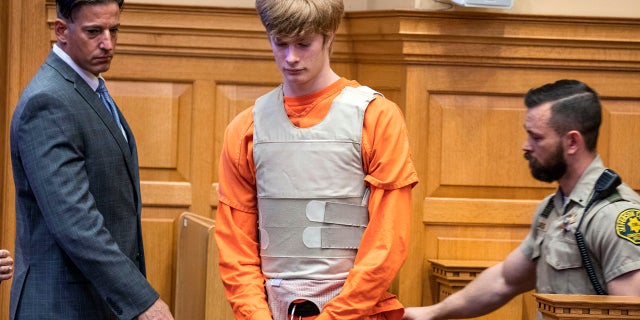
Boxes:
[608,269,640,296]
[404,249,536,320]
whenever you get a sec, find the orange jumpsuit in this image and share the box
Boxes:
[214,78,419,320]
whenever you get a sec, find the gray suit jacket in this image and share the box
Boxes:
[9,51,158,319]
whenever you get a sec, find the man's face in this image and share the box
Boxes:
[522,103,567,183]
[56,2,121,76]
[269,33,333,94]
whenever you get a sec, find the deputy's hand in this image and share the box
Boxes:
[403,306,437,320]
[0,249,14,281]
[138,298,174,320]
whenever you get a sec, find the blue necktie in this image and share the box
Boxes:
[97,78,127,140]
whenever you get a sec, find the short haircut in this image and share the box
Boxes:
[255,0,344,40]
[57,0,124,21]
[524,79,602,152]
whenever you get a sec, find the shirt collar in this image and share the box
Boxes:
[563,155,605,208]
[52,44,102,91]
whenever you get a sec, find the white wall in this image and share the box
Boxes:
[127,0,640,18]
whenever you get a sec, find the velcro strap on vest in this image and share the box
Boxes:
[306,200,369,227]
[303,227,365,249]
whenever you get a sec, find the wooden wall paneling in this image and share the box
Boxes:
[106,76,196,304]
[187,79,217,219]
[601,99,640,188]
[352,64,405,109]
[348,10,640,312]
[141,218,176,307]
[212,82,276,209]
[348,11,640,69]
[113,81,193,174]
[399,67,432,306]
[423,197,539,320]
[436,94,531,187]
[422,83,550,199]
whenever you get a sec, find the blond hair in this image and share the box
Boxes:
[255,0,343,40]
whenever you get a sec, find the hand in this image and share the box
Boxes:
[0,249,14,281]
[138,298,174,320]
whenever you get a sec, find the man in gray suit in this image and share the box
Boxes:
[9,0,173,319]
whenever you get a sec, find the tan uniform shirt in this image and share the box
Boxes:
[520,156,640,294]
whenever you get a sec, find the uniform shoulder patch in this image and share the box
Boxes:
[616,208,640,245]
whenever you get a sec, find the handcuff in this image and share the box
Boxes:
[288,300,320,319]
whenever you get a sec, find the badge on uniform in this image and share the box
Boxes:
[616,208,640,245]
[562,210,576,232]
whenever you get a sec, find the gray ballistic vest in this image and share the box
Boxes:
[253,84,379,281]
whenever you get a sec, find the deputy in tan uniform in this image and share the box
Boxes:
[404,79,640,320]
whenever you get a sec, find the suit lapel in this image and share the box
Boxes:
[117,114,142,209]
[46,52,141,211]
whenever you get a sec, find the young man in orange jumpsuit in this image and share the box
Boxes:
[214,0,419,319]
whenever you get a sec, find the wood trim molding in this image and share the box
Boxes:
[44,1,640,69]
[424,197,539,226]
[346,11,640,69]
[45,3,271,59]
[44,1,354,62]
[141,181,191,207]
[535,294,640,319]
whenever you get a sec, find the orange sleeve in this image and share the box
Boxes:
[361,94,419,190]
[317,95,418,319]
[214,107,272,320]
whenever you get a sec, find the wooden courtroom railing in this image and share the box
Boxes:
[534,294,640,320]
[428,259,532,320]
[429,259,498,301]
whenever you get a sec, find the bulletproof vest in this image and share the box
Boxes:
[253,84,378,280]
